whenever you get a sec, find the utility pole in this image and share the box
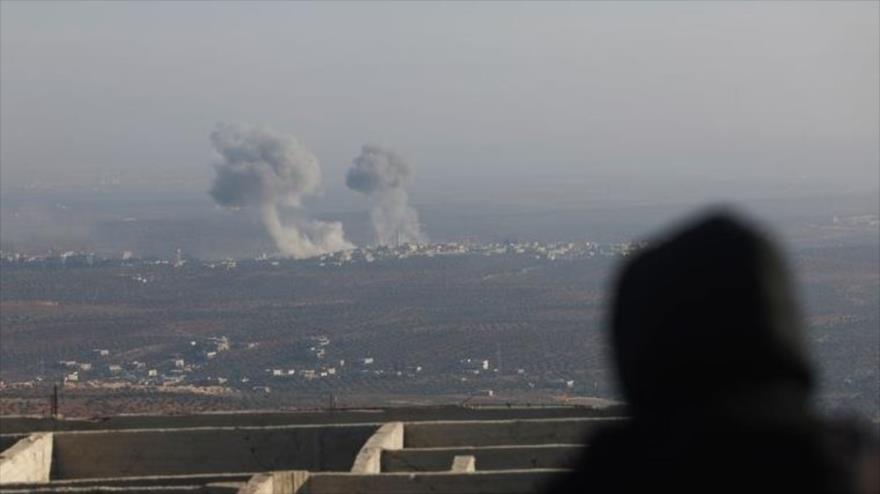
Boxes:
[50,383,59,418]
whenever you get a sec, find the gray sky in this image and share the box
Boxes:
[1,1,878,205]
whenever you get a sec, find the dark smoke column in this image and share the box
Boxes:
[345,145,426,246]
[208,123,353,258]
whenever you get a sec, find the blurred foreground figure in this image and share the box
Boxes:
[552,211,877,494]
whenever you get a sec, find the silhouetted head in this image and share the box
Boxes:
[611,210,814,419]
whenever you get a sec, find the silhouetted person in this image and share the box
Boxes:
[552,211,876,493]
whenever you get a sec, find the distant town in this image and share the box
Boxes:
[0,239,639,410]
[1,217,876,422]
[1,238,641,269]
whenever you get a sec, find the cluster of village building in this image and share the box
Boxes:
[0,238,639,270]
[0,330,582,397]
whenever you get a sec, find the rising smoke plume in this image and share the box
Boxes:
[209,123,353,258]
[346,145,426,246]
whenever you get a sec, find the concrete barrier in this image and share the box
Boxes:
[304,469,568,494]
[0,435,27,454]
[382,444,585,472]
[0,472,255,490]
[206,481,248,494]
[350,422,403,474]
[0,405,624,434]
[234,470,567,494]
[51,424,378,479]
[239,473,273,494]
[0,433,53,484]
[451,456,475,473]
[403,418,618,448]
[237,471,313,494]
[0,486,205,493]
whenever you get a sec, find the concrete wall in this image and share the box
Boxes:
[0,405,624,434]
[382,444,586,472]
[51,424,378,480]
[450,456,475,473]
[0,472,254,490]
[403,418,618,448]
[240,471,309,494]
[304,470,567,494]
[0,433,53,484]
[350,422,403,474]
[0,486,218,493]
[0,434,27,453]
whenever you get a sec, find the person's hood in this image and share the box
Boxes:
[610,210,814,419]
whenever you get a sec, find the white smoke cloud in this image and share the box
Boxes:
[209,123,353,258]
[345,145,426,246]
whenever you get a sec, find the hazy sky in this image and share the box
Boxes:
[1,1,878,204]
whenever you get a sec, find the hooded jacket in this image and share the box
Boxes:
[552,212,866,493]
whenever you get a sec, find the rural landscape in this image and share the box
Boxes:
[1,211,877,424]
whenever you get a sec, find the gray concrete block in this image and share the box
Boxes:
[0,472,255,490]
[305,469,568,494]
[239,473,273,494]
[0,486,205,493]
[383,444,585,472]
[0,433,53,484]
[51,424,378,479]
[205,481,248,494]
[237,471,309,494]
[0,435,28,454]
[451,456,475,473]
[403,418,618,447]
[350,422,403,474]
